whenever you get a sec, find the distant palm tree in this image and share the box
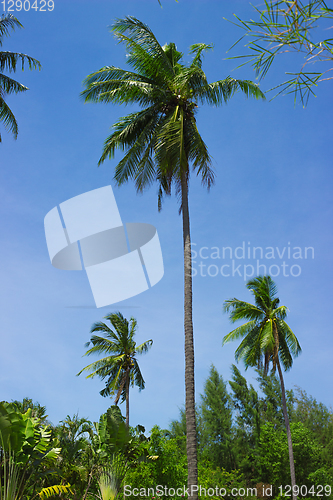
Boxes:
[0,14,41,141]
[11,397,48,423]
[81,17,265,496]
[77,312,152,428]
[222,276,301,500]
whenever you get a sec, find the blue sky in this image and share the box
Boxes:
[1,0,332,432]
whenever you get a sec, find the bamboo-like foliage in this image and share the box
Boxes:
[0,13,41,141]
[226,0,333,105]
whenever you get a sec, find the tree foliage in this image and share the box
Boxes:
[2,373,332,499]
[227,0,333,105]
[199,365,233,470]
[0,402,62,500]
[77,312,152,428]
[0,13,41,141]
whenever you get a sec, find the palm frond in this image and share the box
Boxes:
[131,132,159,192]
[189,43,214,68]
[277,318,302,357]
[132,359,145,390]
[223,298,264,321]
[0,95,18,139]
[277,329,294,371]
[234,324,262,367]
[39,483,72,499]
[222,320,258,345]
[81,67,164,108]
[0,51,41,72]
[0,73,28,94]
[193,76,265,106]
[114,372,127,405]
[0,14,22,40]
[259,318,275,356]
[185,115,215,189]
[273,304,288,319]
[100,107,161,169]
[85,339,123,356]
[247,275,277,310]
[154,107,184,176]
[91,324,120,344]
[112,16,174,81]
[135,339,153,354]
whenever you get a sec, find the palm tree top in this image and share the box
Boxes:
[223,275,301,373]
[81,16,265,209]
[77,311,153,401]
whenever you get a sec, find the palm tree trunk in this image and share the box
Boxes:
[181,168,198,500]
[125,368,130,428]
[276,358,297,500]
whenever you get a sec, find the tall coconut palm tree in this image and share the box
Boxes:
[81,17,265,496]
[0,13,41,141]
[77,311,152,428]
[222,276,301,500]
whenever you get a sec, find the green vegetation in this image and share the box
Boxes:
[0,401,66,499]
[0,13,41,141]
[227,0,333,105]
[77,312,153,428]
[1,366,332,499]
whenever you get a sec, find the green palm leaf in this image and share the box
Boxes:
[0,96,18,140]
[222,320,258,345]
[39,484,72,499]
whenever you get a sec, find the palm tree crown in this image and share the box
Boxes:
[81,16,265,207]
[77,311,152,427]
[223,275,301,374]
[0,13,41,141]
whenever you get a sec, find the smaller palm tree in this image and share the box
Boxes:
[0,14,41,141]
[77,312,153,427]
[222,276,301,500]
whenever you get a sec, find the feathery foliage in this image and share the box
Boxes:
[227,0,333,105]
